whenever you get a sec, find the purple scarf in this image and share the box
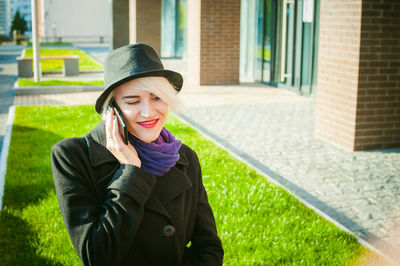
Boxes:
[128,128,182,176]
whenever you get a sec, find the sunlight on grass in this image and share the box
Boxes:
[23,48,103,71]
[0,106,385,265]
[18,79,104,87]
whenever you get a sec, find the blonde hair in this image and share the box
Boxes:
[101,76,183,120]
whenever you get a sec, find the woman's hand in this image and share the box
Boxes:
[105,107,141,167]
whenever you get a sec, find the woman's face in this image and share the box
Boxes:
[114,78,169,143]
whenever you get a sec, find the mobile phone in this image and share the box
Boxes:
[110,100,129,145]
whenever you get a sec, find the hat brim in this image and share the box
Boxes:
[95,69,183,114]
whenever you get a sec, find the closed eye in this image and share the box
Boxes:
[126,100,140,105]
[122,96,141,105]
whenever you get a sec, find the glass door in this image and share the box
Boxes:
[273,0,296,91]
[240,0,319,95]
[240,0,265,82]
[262,0,274,83]
[302,0,319,96]
[161,0,177,58]
[161,0,187,58]
[273,0,319,95]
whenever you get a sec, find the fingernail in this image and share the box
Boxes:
[113,116,115,120]
[106,105,109,111]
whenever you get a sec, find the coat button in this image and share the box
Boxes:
[163,225,176,237]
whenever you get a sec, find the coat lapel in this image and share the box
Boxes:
[144,148,192,222]
[86,120,118,167]
[154,166,192,205]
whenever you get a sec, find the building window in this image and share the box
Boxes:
[161,0,187,58]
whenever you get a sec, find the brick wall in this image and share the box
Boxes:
[355,0,400,150]
[187,0,241,85]
[315,0,400,151]
[112,0,129,49]
[315,0,362,150]
[113,0,161,51]
[134,0,161,55]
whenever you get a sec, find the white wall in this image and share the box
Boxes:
[42,0,110,43]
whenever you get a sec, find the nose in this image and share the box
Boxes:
[140,98,156,118]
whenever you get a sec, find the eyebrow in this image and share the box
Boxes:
[121,93,156,100]
[121,95,140,99]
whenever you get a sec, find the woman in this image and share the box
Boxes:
[51,43,223,265]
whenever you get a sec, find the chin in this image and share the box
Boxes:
[142,136,157,143]
[132,128,162,143]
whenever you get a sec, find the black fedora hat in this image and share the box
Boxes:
[95,43,183,113]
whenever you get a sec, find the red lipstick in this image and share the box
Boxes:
[137,119,159,128]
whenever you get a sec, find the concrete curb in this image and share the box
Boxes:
[0,106,15,212]
[38,70,104,75]
[13,81,103,95]
[176,112,396,264]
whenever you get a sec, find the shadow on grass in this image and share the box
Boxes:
[2,182,54,210]
[3,125,63,210]
[0,125,67,265]
[0,210,59,266]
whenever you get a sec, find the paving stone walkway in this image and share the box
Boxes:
[0,45,23,152]
[164,61,400,259]
[179,100,400,254]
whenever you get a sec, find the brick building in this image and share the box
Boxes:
[0,0,9,35]
[316,0,400,151]
[111,0,400,151]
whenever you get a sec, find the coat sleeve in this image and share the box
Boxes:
[182,151,224,265]
[51,140,156,266]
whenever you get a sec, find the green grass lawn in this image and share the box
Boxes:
[23,48,103,72]
[18,79,104,87]
[0,106,382,265]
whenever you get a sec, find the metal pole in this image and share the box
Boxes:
[31,0,40,82]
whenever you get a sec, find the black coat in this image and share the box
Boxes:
[51,121,223,266]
